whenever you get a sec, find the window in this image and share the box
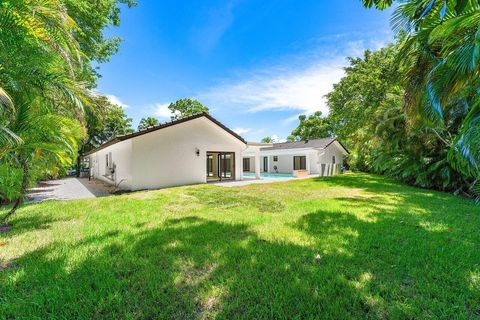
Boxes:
[273,156,278,162]
[219,153,234,179]
[293,156,306,170]
[332,156,336,164]
[243,158,251,172]
[207,154,214,177]
[105,152,113,172]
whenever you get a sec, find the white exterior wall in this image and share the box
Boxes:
[242,141,347,177]
[308,150,320,174]
[89,139,133,189]
[318,141,345,176]
[130,117,245,190]
[270,154,293,173]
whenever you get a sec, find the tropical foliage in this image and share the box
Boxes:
[289,112,333,141]
[359,0,480,193]
[168,98,209,120]
[138,117,159,131]
[79,98,133,155]
[261,136,275,143]
[0,0,135,221]
[325,43,474,195]
[289,1,479,198]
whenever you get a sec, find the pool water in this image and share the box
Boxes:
[243,172,294,179]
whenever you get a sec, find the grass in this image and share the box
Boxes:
[0,173,479,319]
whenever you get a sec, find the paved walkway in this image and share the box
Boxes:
[213,175,316,187]
[28,178,114,202]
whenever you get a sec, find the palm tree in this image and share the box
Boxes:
[361,0,480,183]
[0,0,90,222]
[0,0,135,222]
[1,103,84,223]
[138,117,159,131]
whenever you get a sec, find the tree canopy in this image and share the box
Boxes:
[290,112,333,141]
[168,98,209,120]
[138,117,159,131]
[261,136,275,143]
[0,0,136,221]
[359,0,480,192]
[289,38,477,197]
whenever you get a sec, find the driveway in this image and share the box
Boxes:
[28,178,115,202]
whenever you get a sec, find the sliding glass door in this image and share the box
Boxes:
[207,152,235,181]
[293,156,307,170]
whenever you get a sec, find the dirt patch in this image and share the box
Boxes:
[0,224,11,233]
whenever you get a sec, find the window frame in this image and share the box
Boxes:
[243,158,251,172]
[293,156,307,170]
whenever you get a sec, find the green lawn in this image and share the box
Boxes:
[1,173,479,319]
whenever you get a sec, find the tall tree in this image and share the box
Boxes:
[81,98,133,151]
[361,0,480,191]
[290,112,333,141]
[326,41,474,195]
[327,44,402,157]
[76,97,133,177]
[168,98,209,120]
[138,117,159,131]
[0,0,136,223]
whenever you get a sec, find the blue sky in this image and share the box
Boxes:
[98,0,393,142]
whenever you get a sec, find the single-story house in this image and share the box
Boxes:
[83,112,349,191]
[83,113,246,191]
[242,138,349,179]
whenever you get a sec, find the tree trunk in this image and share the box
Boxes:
[1,154,29,225]
[76,152,81,178]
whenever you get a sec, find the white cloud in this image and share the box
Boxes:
[153,103,172,119]
[198,37,390,118]
[106,94,129,109]
[199,56,345,117]
[233,127,251,135]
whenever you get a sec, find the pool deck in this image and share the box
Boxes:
[213,175,316,187]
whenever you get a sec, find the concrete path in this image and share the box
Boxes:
[28,178,114,202]
[213,175,317,187]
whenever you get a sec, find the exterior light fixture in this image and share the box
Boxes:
[195,148,200,156]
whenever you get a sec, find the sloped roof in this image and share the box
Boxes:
[260,137,349,153]
[83,112,246,156]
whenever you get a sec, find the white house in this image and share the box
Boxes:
[242,138,349,179]
[84,113,349,191]
[84,113,246,191]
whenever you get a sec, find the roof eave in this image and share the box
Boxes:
[82,112,246,157]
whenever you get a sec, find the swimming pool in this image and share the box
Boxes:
[243,172,294,179]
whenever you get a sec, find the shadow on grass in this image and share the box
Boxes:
[0,203,75,238]
[314,173,461,201]
[187,187,285,213]
[2,209,479,318]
